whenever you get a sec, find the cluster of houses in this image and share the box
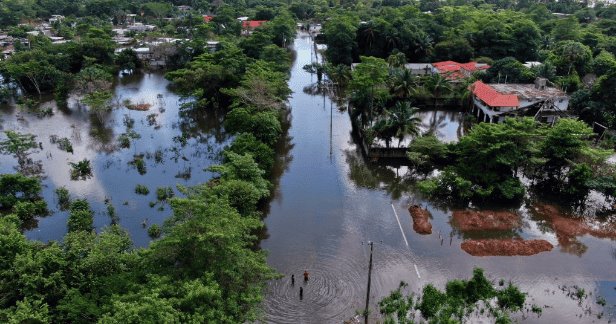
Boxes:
[400,60,570,124]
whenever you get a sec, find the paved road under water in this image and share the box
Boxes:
[261,32,616,323]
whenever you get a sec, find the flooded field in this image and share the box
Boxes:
[261,33,616,322]
[0,73,227,246]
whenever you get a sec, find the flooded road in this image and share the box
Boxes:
[261,33,616,322]
[0,73,226,246]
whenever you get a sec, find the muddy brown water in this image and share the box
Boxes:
[1,33,615,322]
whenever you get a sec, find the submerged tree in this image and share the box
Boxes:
[82,90,114,123]
[0,131,38,166]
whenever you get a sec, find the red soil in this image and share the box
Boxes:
[127,103,152,111]
[451,210,521,231]
[408,205,432,235]
[461,239,554,256]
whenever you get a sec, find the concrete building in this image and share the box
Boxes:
[469,79,569,123]
[404,63,433,76]
[432,61,490,80]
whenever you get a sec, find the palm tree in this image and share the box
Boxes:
[388,101,422,147]
[422,73,452,107]
[388,69,415,99]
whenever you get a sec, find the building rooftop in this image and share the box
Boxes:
[490,83,566,101]
[470,81,519,107]
[242,20,268,29]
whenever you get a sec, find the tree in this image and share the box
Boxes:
[420,73,452,107]
[82,90,114,122]
[0,174,44,211]
[433,38,474,62]
[387,101,422,147]
[388,69,416,99]
[323,14,358,65]
[484,57,536,84]
[67,199,93,232]
[0,131,38,167]
[349,56,390,127]
[549,40,592,76]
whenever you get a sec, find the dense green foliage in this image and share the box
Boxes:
[320,2,616,128]
[0,2,297,321]
[379,268,527,323]
[415,117,614,203]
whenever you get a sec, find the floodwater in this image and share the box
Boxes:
[261,32,616,322]
[1,32,615,323]
[0,73,227,246]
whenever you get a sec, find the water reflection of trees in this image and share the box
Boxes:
[345,149,413,200]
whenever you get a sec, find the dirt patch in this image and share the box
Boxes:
[408,205,432,235]
[451,210,521,231]
[127,103,152,111]
[461,239,553,256]
[533,203,616,256]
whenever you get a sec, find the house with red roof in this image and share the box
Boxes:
[240,20,267,35]
[432,61,490,80]
[203,15,214,23]
[469,79,569,123]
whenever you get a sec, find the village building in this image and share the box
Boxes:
[241,20,268,35]
[404,63,433,76]
[127,23,156,32]
[523,61,542,69]
[431,61,490,80]
[203,15,214,23]
[206,41,220,52]
[49,15,64,24]
[469,79,569,124]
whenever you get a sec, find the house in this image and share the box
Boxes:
[49,15,64,24]
[203,15,214,23]
[523,61,542,69]
[469,79,569,124]
[242,20,267,29]
[206,41,220,52]
[127,23,156,32]
[432,61,490,80]
[404,63,433,76]
[241,20,267,34]
[177,5,192,11]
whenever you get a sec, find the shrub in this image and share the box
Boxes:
[55,187,70,209]
[156,187,174,201]
[148,224,161,238]
[135,184,150,195]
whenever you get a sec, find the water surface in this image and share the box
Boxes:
[261,32,616,323]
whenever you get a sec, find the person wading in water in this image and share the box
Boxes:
[291,274,295,285]
[303,270,309,282]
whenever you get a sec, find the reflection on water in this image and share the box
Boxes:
[0,72,228,246]
[262,33,616,323]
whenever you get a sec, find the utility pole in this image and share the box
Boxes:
[364,241,374,324]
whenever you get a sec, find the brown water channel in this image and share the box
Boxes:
[0,73,227,246]
[261,32,616,322]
